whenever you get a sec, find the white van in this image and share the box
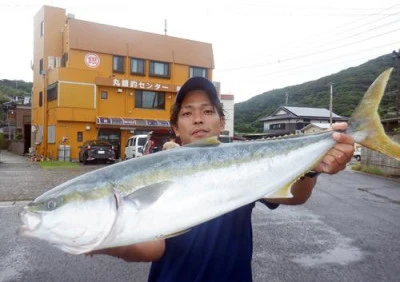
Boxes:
[124,134,148,159]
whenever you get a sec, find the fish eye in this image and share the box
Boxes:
[47,199,58,210]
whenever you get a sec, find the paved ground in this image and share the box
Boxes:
[0,150,106,202]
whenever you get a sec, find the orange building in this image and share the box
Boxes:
[32,6,214,160]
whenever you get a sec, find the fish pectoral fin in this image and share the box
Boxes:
[184,136,221,147]
[157,229,191,239]
[265,183,293,198]
[124,181,173,209]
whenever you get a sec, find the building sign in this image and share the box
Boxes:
[97,117,170,127]
[84,53,100,68]
[95,77,176,92]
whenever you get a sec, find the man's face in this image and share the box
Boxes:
[173,90,224,145]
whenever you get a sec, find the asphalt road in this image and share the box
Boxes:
[0,150,399,281]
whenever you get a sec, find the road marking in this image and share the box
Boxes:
[0,201,30,208]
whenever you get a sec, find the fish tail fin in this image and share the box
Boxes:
[349,68,400,160]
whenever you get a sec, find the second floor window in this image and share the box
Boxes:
[40,20,44,37]
[135,91,165,109]
[190,67,207,78]
[62,52,68,67]
[39,91,43,107]
[113,56,124,73]
[47,83,58,101]
[149,61,169,78]
[130,58,145,75]
[39,58,43,75]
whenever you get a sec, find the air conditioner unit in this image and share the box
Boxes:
[55,57,61,68]
[48,56,55,70]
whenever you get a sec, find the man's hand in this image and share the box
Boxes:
[314,123,355,174]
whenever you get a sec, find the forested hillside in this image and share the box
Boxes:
[0,79,32,103]
[234,54,397,133]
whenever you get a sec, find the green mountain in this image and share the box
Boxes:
[234,54,397,133]
[0,79,32,102]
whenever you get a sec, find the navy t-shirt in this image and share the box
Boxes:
[148,200,278,282]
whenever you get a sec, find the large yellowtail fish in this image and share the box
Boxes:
[18,69,400,254]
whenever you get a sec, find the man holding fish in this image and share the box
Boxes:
[90,76,355,281]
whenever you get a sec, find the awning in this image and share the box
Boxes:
[96,117,170,128]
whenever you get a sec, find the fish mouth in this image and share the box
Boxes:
[18,209,42,236]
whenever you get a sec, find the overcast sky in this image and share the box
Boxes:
[1,0,400,102]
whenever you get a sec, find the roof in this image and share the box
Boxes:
[301,123,332,131]
[259,106,347,121]
[283,106,343,118]
[69,19,214,69]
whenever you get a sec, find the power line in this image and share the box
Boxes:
[217,4,400,73]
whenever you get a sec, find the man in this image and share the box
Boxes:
[91,77,354,281]
[162,135,180,150]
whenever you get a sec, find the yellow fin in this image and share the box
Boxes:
[266,183,293,198]
[184,136,221,147]
[157,229,191,239]
[349,68,400,160]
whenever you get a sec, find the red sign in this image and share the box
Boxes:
[84,53,100,68]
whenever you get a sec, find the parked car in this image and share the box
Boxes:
[143,129,176,155]
[124,134,148,159]
[79,140,116,164]
[218,135,232,143]
[353,146,362,161]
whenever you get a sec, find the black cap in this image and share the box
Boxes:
[176,77,220,105]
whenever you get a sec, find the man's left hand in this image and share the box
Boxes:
[314,123,355,174]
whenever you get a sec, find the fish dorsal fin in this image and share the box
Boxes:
[124,181,173,210]
[184,136,221,147]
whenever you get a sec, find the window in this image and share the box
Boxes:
[101,91,108,99]
[77,131,83,142]
[40,20,44,37]
[62,52,68,67]
[47,83,58,101]
[149,61,169,78]
[270,123,286,130]
[113,56,124,73]
[48,125,55,143]
[39,91,43,107]
[190,67,207,78]
[130,58,145,75]
[39,58,43,75]
[135,91,165,109]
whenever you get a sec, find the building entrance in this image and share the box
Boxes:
[98,129,121,159]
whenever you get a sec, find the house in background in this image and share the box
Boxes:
[259,106,348,137]
[301,122,331,134]
[1,97,32,154]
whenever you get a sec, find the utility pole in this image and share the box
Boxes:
[285,92,289,105]
[329,83,333,126]
[392,49,400,117]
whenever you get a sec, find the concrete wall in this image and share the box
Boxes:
[8,141,25,156]
[361,134,400,176]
